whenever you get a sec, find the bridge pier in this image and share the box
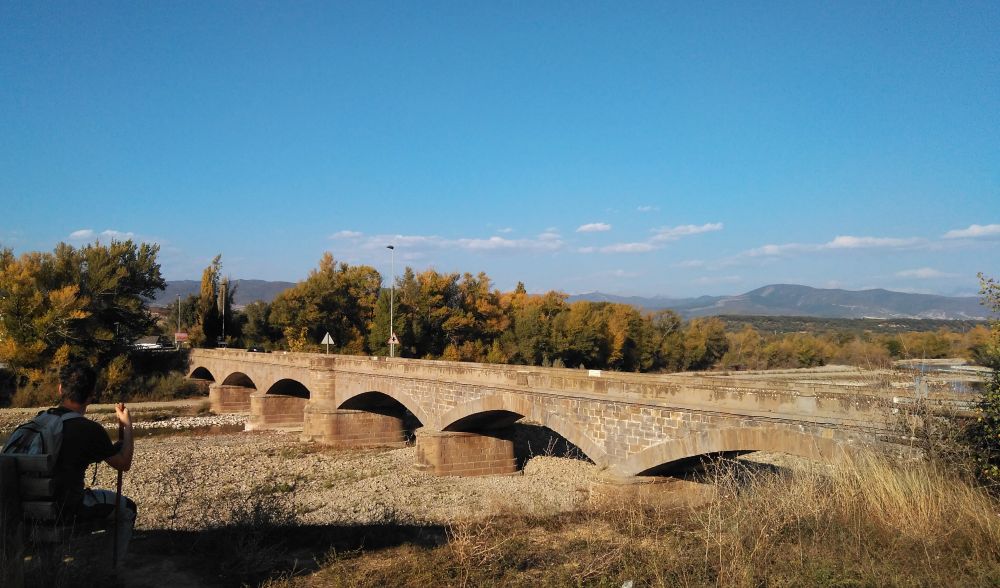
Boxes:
[301,405,407,448]
[247,393,308,431]
[414,429,517,476]
[208,384,254,414]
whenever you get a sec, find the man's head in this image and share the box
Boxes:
[59,362,98,406]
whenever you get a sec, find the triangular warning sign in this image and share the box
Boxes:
[388,333,399,345]
[321,332,334,345]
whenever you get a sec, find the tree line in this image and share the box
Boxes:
[2,243,995,406]
[173,253,994,372]
[0,240,167,404]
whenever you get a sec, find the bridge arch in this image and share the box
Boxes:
[618,427,853,477]
[265,378,311,398]
[338,389,431,427]
[439,394,608,467]
[188,366,215,381]
[221,372,257,389]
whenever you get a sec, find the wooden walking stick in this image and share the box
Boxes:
[113,406,124,569]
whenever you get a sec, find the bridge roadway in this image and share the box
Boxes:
[188,349,928,480]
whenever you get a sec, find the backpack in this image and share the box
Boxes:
[2,409,83,474]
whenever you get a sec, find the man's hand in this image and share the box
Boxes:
[115,402,133,430]
[107,402,135,472]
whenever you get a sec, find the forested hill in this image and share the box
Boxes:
[151,280,294,306]
[568,284,987,320]
[153,279,987,320]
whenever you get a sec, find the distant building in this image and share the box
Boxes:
[132,335,169,350]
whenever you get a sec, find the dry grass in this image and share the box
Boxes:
[267,452,1000,587]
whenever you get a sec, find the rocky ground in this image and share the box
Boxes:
[3,402,813,587]
[91,428,598,532]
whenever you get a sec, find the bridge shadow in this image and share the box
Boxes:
[24,521,449,588]
[509,421,594,468]
[639,452,792,486]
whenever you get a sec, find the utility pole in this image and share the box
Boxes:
[175,294,180,348]
[387,245,395,358]
[219,279,227,347]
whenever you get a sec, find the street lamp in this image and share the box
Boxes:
[387,245,395,358]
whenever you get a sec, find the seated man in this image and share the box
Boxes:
[50,362,136,564]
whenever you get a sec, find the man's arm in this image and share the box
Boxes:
[104,403,134,472]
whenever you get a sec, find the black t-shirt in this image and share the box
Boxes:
[48,407,118,512]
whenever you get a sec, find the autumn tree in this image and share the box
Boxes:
[682,317,729,370]
[640,309,686,372]
[269,253,381,353]
[189,255,222,348]
[0,240,164,396]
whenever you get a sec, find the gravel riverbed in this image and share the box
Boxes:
[85,428,599,532]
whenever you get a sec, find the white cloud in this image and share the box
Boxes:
[637,205,659,212]
[598,242,656,253]
[743,242,811,257]
[331,230,363,239]
[943,224,1000,239]
[576,222,612,233]
[675,259,706,268]
[824,235,920,249]
[361,232,564,253]
[100,229,135,240]
[740,234,921,258]
[651,222,723,242]
[496,227,513,234]
[538,230,562,241]
[895,267,956,279]
[456,236,561,251]
[69,229,135,241]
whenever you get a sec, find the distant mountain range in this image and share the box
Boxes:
[150,279,295,307]
[151,280,988,320]
[568,284,989,320]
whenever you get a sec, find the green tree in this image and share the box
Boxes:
[966,273,1000,487]
[269,253,381,354]
[0,240,164,380]
[189,255,222,348]
[369,287,398,356]
[241,301,277,348]
[683,317,729,370]
[640,309,686,372]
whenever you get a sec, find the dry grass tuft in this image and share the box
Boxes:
[269,451,1000,587]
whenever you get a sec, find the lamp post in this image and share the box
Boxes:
[387,244,395,358]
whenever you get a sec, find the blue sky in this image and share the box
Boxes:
[1,2,997,297]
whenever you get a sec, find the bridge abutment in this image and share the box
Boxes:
[247,393,308,430]
[301,406,407,447]
[414,429,517,476]
[209,384,254,413]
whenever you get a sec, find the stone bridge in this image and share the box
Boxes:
[189,349,927,480]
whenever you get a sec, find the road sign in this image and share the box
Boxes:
[388,333,399,345]
[174,332,188,342]
[321,332,334,354]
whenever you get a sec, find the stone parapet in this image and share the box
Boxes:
[247,393,307,431]
[414,429,517,476]
[208,384,254,414]
[301,407,406,447]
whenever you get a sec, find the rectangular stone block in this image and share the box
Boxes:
[414,429,517,477]
[248,393,308,430]
[209,384,253,414]
[302,409,406,447]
